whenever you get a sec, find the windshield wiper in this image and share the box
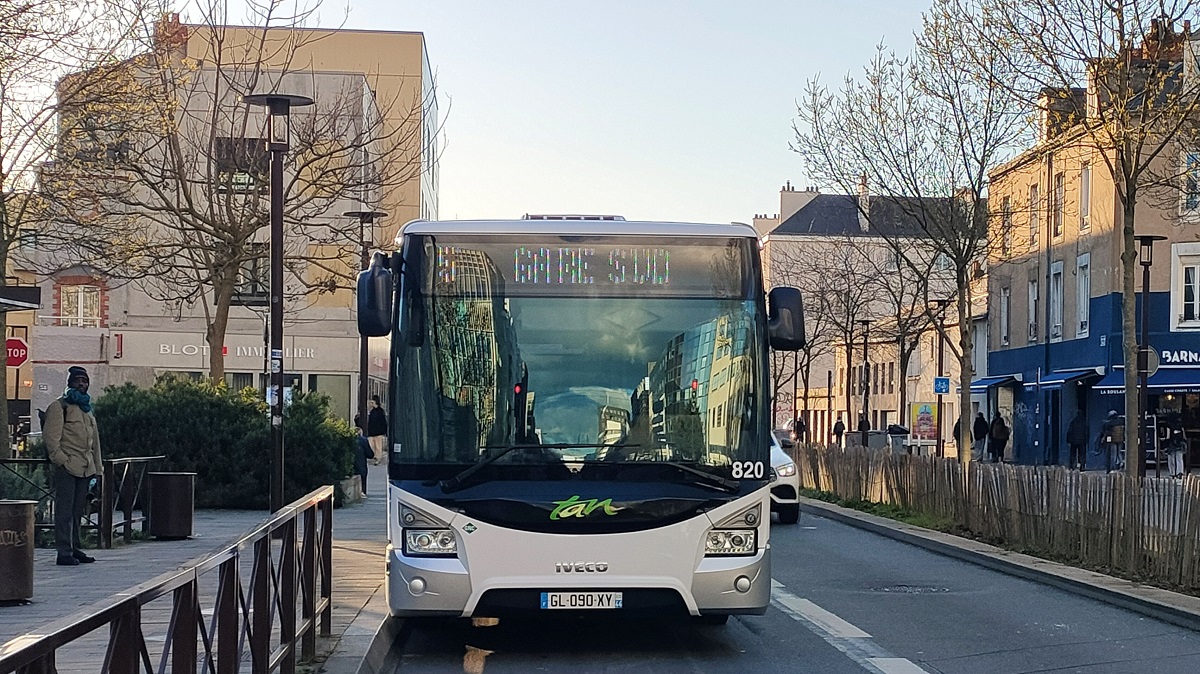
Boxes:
[617,460,741,494]
[439,443,641,493]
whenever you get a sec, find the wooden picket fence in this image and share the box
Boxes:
[791,445,1200,591]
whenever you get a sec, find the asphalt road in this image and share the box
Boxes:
[386,514,1200,673]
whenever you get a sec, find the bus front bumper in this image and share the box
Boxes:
[385,544,770,618]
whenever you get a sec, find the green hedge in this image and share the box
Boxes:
[95,376,354,509]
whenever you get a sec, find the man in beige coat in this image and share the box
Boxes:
[43,366,102,566]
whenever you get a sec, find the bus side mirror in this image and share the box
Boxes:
[357,252,393,337]
[768,286,805,351]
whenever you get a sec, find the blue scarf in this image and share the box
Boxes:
[64,388,92,413]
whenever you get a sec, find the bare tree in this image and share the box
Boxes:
[1,0,154,448]
[953,0,1200,470]
[39,1,440,380]
[792,0,1030,462]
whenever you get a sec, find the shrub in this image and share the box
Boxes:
[95,376,354,509]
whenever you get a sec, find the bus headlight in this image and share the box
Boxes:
[403,528,458,557]
[776,462,796,478]
[705,529,756,556]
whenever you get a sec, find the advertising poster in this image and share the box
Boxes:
[910,403,937,441]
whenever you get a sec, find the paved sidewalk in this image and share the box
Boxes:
[0,462,388,671]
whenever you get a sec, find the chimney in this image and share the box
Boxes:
[779,180,819,223]
[857,174,870,233]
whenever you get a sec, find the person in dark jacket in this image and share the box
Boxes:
[355,428,374,496]
[366,395,388,465]
[832,416,845,448]
[1066,410,1088,471]
[988,413,1010,463]
[43,366,102,566]
[972,412,989,461]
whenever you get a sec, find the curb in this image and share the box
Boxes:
[798,496,1200,633]
[318,583,404,674]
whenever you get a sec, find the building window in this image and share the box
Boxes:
[1000,196,1012,257]
[1028,279,1039,343]
[933,252,953,271]
[1029,184,1039,248]
[1000,286,1011,346]
[1171,244,1200,330]
[1185,152,1200,212]
[1052,172,1065,237]
[1079,163,1091,230]
[215,137,268,193]
[18,228,38,253]
[59,285,101,327]
[1050,261,1064,341]
[1185,265,1199,322]
[232,244,268,306]
[1077,253,1091,337]
[888,361,895,394]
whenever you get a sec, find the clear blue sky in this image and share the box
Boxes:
[221,0,933,223]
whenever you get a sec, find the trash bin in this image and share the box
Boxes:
[148,472,195,540]
[886,425,910,454]
[0,500,36,602]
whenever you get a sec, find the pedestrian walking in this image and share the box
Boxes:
[832,416,845,448]
[791,417,806,446]
[1163,413,1186,478]
[988,413,1009,463]
[355,428,375,496]
[1097,410,1122,472]
[43,366,102,566]
[367,395,388,465]
[1066,410,1088,471]
[972,412,989,461]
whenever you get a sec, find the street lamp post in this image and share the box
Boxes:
[934,299,951,458]
[859,319,872,447]
[345,210,388,431]
[244,92,314,513]
[1135,234,1166,479]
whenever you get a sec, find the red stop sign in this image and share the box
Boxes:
[6,337,29,368]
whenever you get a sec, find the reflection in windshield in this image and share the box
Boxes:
[392,237,766,476]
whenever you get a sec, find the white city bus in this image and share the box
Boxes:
[356,216,805,623]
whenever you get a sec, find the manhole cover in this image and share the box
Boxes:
[870,585,950,594]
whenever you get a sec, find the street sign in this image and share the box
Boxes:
[933,376,950,395]
[6,337,29,368]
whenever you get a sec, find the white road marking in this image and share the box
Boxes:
[867,658,930,674]
[771,580,931,674]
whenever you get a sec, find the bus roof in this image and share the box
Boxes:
[396,219,758,244]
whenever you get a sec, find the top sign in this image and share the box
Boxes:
[933,377,950,395]
[6,337,29,368]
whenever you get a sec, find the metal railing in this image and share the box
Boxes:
[0,485,334,674]
[0,456,163,549]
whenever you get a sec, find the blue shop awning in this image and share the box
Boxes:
[962,374,1022,393]
[1024,368,1104,390]
[1094,368,1200,395]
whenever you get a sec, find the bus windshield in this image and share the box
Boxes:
[390,234,768,482]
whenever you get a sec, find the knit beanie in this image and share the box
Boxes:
[67,366,89,384]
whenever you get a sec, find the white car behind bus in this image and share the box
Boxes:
[770,434,800,524]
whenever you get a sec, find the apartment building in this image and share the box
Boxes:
[986,22,1200,467]
[757,182,982,449]
[23,17,437,423]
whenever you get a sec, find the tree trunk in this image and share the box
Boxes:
[1120,190,1140,476]
[957,280,974,466]
[205,279,236,382]
[897,345,911,435]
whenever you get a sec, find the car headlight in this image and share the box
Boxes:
[705,529,756,556]
[776,462,796,477]
[403,528,458,557]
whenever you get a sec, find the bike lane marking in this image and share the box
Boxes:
[771,579,931,674]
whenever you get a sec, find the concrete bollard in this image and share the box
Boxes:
[0,500,37,603]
